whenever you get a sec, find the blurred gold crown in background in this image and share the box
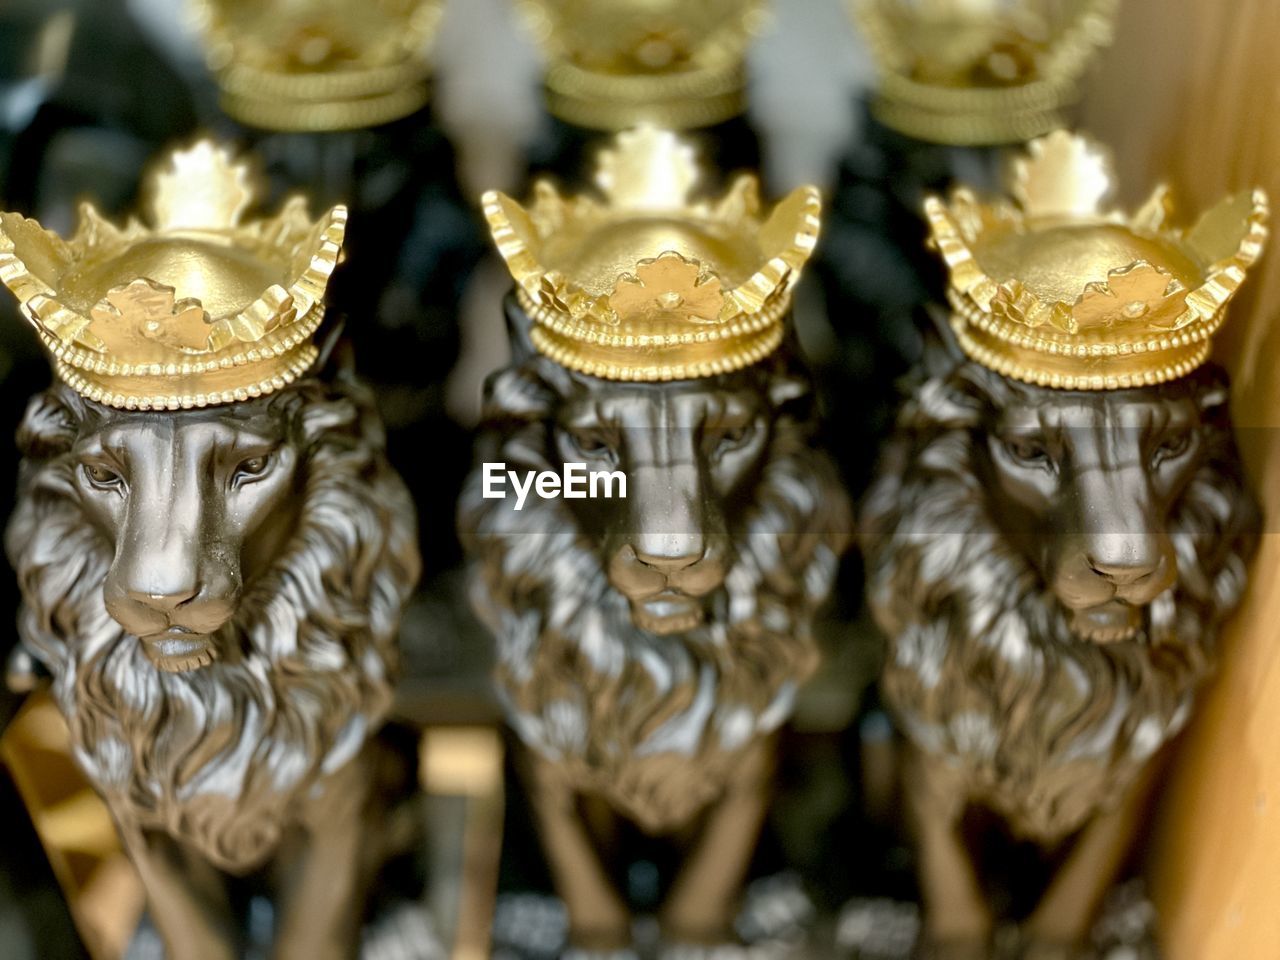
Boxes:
[518,0,767,130]
[926,130,1268,390]
[196,0,443,132]
[0,140,345,409]
[853,0,1117,145]
[482,126,820,381]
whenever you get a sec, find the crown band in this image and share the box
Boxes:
[544,62,746,130]
[220,83,431,132]
[55,343,320,411]
[518,285,787,381]
[948,291,1219,391]
[872,75,1080,146]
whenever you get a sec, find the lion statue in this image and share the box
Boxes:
[861,345,1258,960]
[459,304,850,952]
[6,366,420,960]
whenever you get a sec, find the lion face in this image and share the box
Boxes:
[979,378,1217,644]
[547,371,780,635]
[56,400,303,672]
[7,376,419,867]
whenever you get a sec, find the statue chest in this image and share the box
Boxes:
[885,654,1190,842]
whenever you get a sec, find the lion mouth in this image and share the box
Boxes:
[1069,600,1144,644]
[631,591,705,635]
[141,630,220,673]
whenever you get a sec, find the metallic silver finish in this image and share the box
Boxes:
[861,351,1258,959]
[6,374,420,960]
[461,307,850,950]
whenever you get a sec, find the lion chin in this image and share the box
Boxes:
[1068,600,1144,644]
[141,633,220,672]
[629,592,706,635]
[5,379,419,873]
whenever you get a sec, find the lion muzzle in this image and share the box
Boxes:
[103,518,242,670]
[604,461,731,634]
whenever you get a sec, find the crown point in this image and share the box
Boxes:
[1013,130,1116,220]
[1185,188,1270,271]
[595,127,700,209]
[1131,184,1174,233]
[144,139,258,232]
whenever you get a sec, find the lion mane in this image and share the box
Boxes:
[861,361,1258,841]
[6,377,419,873]
[459,354,850,833]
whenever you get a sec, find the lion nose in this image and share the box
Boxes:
[1084,534,1173,590]
[1087,558,1154,585]
[633,534,706,573]
[126,585,200,612]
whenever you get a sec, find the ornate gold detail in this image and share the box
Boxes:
[482,127,820,381]
[517,0,766,130]
[853,0,1118,145]
[0,140,345,409]
[195,0,443,131]
[611,253,726,324]
[926,130,1268,389]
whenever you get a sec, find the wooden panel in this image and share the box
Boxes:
[1081,2,1280,957]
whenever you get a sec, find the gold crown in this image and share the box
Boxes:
[853,0,1117,145]
[517,0,767,130]
[0,140,345,410]
[926,131,1268,390]
[195,0,443,131]
[482,127,820,381]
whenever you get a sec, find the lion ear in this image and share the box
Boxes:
[921,303,966,378]
[767,368,811,408]
[308,315,359,384]
[1193,368,1231,416]
[503,290,538,363]
[16,389,80,459]
[481,364,560,423]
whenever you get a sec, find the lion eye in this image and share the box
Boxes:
[232,453,272,486]
[566,430,614,460]
[713,421,756,456]
[1152,431,1192,467]
[82,462,123,490]
[1002,436,1052,468]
